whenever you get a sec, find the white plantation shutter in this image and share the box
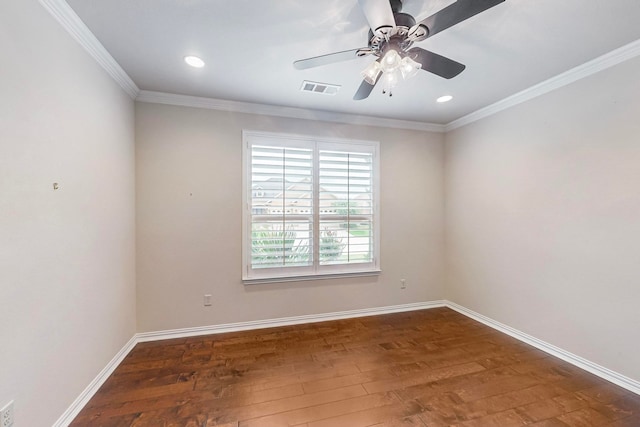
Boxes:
[250,143,313,269]
[319,149,374,265]
[243,131,379,281]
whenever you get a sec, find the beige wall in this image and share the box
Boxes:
[445,56,640,381]
[0,1,136,425]
[135,102,445,332]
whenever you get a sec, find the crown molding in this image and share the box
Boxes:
[39,0,140,99]
[34,0,438,132]
[40,1,640,134]
[136,90,446,133]
[446,38,640,131]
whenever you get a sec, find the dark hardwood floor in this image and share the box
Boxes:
[71,308,640,426]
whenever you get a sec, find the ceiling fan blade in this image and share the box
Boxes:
[358,0,396,35]
[353,80,377,101]
[408,47,466,79]
[293,48,369,70]
[418,0,505,39]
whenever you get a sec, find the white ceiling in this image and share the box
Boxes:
[65,0,640,125]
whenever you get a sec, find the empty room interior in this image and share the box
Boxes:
[2,0,640,425]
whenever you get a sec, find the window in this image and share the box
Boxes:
[243,131,380,282]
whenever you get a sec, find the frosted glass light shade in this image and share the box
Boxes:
[400,56,421,80]
[381,49,401,72]
[381,69,401,93]
[361,61,382,85]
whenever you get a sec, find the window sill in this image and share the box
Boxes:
[243,270,382,285]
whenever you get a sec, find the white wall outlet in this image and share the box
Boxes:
[203,294,212,306]
[1,400,14,427]
[400,279,406,289]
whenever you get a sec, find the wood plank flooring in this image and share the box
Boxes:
[70,308,640,426]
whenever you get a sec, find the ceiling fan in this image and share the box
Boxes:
[293,0,505,100]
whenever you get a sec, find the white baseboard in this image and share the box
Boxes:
[445,300,640,395]
[52,335,138,427]
[136,301,447,342]
[57,299,640,425]
[53,301,444,426]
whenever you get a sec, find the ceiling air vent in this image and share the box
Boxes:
[300,80,340,95]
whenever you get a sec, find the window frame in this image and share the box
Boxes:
[242,130,381,283]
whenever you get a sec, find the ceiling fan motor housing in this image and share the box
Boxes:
[368,12,417,56]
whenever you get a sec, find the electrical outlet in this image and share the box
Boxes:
[203,294,212,306]
[400,279,406,289]
[1,400,14,427]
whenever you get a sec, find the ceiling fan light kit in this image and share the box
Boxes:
[294,0,506,100]
[365,50,422,96]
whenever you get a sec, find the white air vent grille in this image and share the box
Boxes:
[300,81,340,95]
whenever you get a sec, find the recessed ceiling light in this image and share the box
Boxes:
[184,56,205,68]
[437,95,453,103]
